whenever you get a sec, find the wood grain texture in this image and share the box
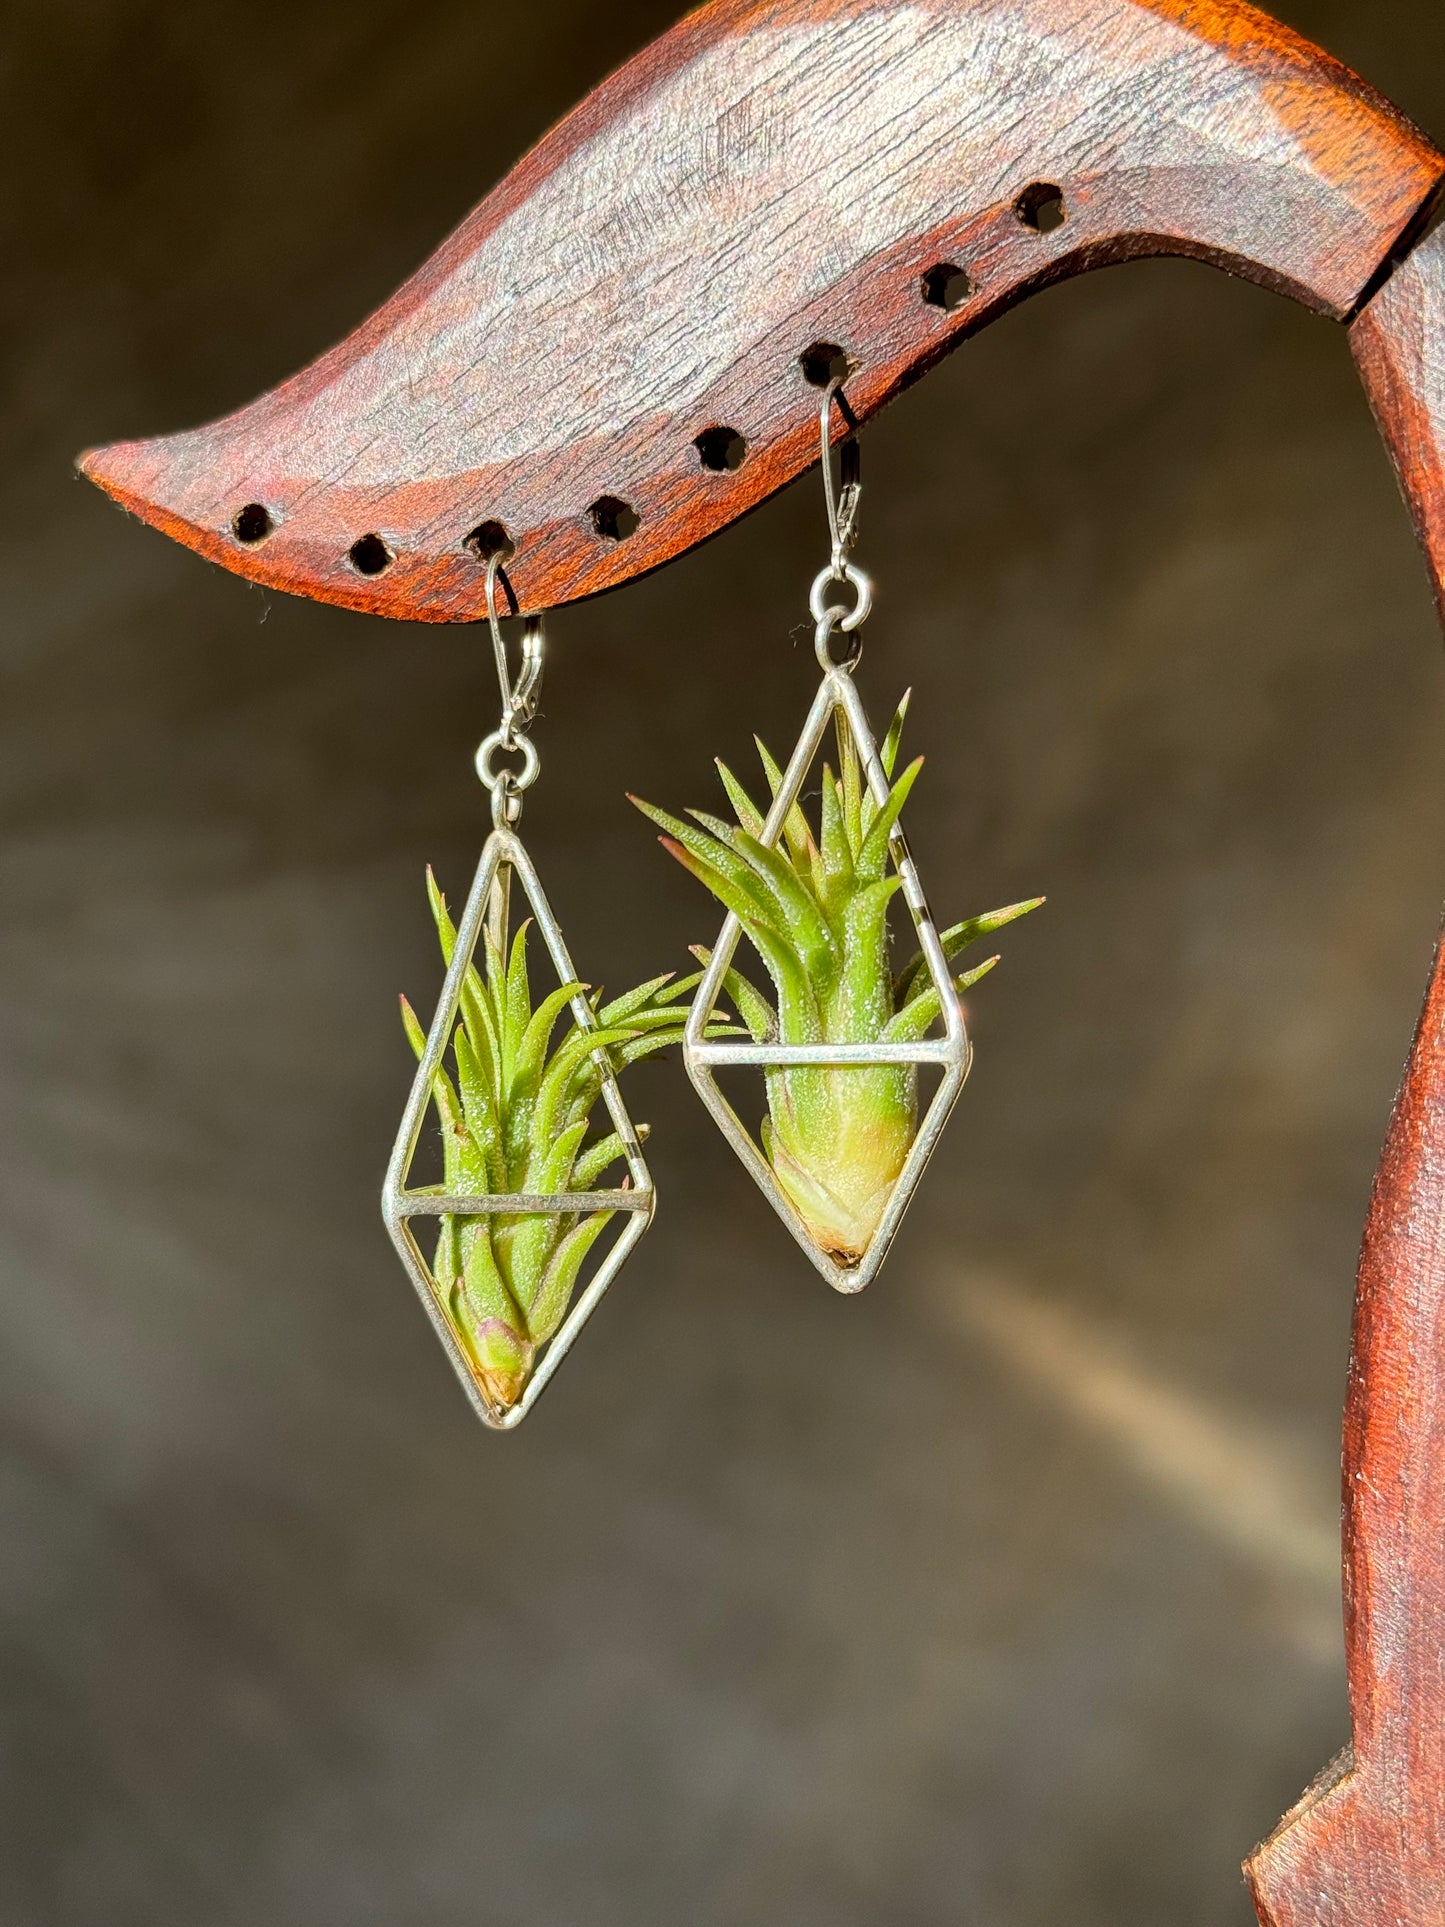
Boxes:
[1245,917,1445,1926]
[78,0,1441,621]
[1354,219,1445,628]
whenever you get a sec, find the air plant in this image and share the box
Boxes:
[631,692,1042,1267]
[401,870,716,1411]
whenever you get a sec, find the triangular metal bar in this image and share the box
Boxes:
[382,828,654,1429]
[684,667,971,1295]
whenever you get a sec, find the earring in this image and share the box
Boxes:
[633,379,1043,1293]
[383,556,703,1429]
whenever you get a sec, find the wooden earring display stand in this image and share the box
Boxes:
[79,2,1445,1916]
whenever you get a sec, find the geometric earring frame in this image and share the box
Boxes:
[684,663,972,1295]
[382,826,655,1430]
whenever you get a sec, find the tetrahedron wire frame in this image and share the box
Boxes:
[684,666,972,1294]
[382,829,655,1430]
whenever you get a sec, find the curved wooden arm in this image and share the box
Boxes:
[78,3,1445,1917]
[1244,225,1445,1925]
[80,0,1439,622]
[1355,218,1445,625]
[1245,901,1445,1913]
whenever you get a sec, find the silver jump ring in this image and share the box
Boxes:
[476,729,541,794]
[814,607,864,671]
[490,776,525,832]
[809,561,873,634]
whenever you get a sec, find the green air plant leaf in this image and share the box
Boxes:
[634,696,1043,1268]
[403,873,734,1411]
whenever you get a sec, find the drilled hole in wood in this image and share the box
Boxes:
[589,495,640,541]
[695,426,748,473]
[801,342,851,388]
[463,519,513,563]
[232,503,274,545]
[921,263,973,311]
[1015,182,1066,232]
[348,533,394,576]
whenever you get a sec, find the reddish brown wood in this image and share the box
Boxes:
[1354,220,1445,628]
[1245,915,1445,1924]
[79,0,1440,622]
[1239,229,1445,1926]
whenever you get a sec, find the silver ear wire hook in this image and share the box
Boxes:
[483,549,546,742]
[820,376,863,565]
[478,549,546,827]
[811,374,873,660]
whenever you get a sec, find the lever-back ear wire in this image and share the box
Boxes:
[812,375,873,664]
[483,549,545,745]
[478,548,546,831]
[819,376,863,563]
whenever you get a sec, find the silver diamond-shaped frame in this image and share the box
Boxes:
[382,829,655,1430]
[684,667,973,1295]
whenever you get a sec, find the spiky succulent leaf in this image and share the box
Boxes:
[885,957,1001,1044]
[689,945,777,1043]
[697,813,836,978]
[715,760,766,839]
[529,1210,618,1347]
[598,973,681,1026]
[574,1127,642,1190]
[643,826,823,1044]
[879,690,912,781]
[837,713,864,855]
[894,898,1045,1008]
[855,755,923,881]
[752,735,816,873]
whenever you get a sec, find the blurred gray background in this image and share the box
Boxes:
[6,0,1445,1921]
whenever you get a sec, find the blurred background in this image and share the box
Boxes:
[6,0,1445,1921]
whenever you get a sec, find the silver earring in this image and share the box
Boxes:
[383,557,701,1428]
[634,380,1043,1293]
